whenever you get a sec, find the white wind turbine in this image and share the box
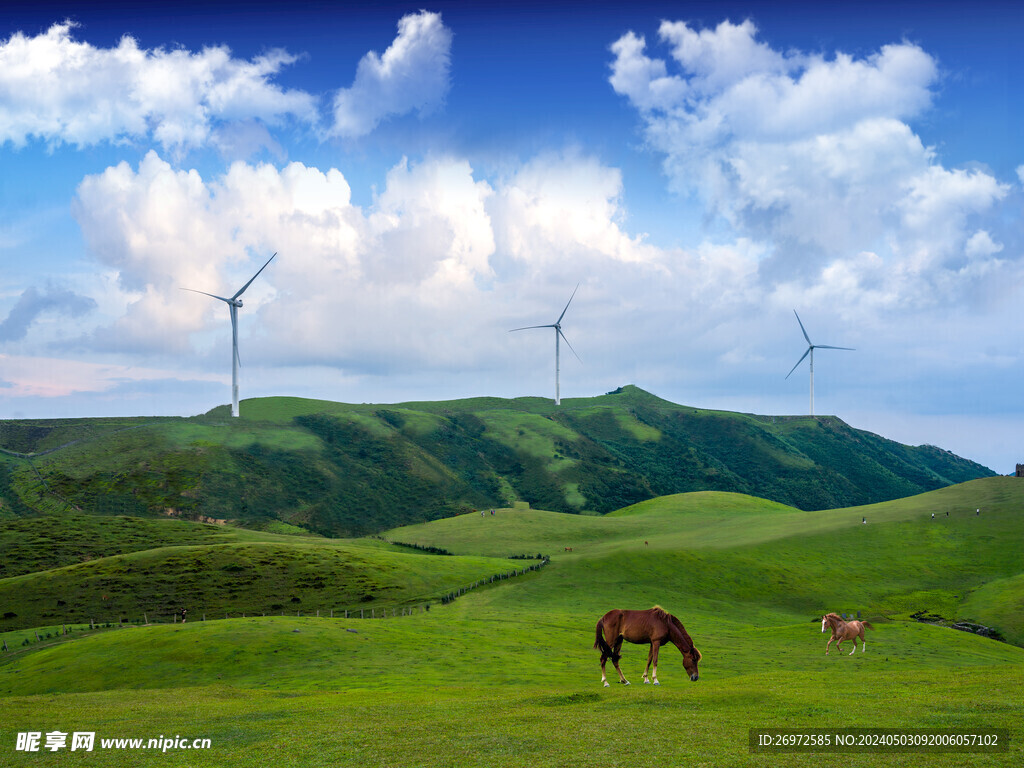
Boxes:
[510,284,580,406]
[182,252,277,418]
[785,310,854,416]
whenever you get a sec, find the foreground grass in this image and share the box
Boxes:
[2,645,1021,767]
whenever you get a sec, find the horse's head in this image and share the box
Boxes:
[821,615,829,633]
[682,646,701,681]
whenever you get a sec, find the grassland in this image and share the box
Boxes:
[1,476,1023,766]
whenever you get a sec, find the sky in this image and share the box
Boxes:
[0,0,1022,473]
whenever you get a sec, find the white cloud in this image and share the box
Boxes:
[609,17,1014,321]
[70,149,758,379]
[331,11,453,138]
[0,21,317,150]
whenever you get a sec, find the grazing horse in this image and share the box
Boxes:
[821,613,874,655]
[593,606,700,686]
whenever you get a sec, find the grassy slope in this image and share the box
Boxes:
[0,514,237,579]
[0,538,533,631]
[1,478,1023,767]
[0,387,994,536]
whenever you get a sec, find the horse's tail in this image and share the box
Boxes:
[863,621,875,631]
[594,620,619,661]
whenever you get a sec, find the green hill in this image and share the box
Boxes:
[0,386,993,536]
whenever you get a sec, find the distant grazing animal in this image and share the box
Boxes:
[593,606,700,686]
[821,613,874,655]
[564,547,573,552]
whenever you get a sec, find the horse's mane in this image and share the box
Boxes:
[654,606,701,659]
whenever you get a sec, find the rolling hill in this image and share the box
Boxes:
[1,477,1022,767]
[0,386,993,537]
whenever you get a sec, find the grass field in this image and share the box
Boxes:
[1,477,1022,766]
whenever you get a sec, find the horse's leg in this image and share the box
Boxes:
[825,634,834,655]
[642,645,654,684]
[612,637,629,685]
[600,653,610,687]
[651,640,661,685]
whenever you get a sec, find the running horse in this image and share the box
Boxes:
[593,606,701,686]
[821,612,874,655]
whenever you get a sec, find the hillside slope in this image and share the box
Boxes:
[0,386,993,536]
[387,476,1024,645]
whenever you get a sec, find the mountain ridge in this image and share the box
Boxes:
[0,385,994,536]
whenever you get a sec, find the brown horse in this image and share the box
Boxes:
[821,613,874,655]
[593,606,701,686]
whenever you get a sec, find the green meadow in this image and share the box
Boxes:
[2,477,1023,766]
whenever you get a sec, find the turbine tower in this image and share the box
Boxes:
[785,310,853,416]
[182,252,277,418]
[510,284,580,406]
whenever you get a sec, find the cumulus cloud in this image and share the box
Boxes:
[331,11,452,138]
[0,21,317,150]
[70,148,758,384]
[609,17,1013,317]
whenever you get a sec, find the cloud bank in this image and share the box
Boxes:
[0,12,455,150]
[609,19,1013,320]
[0,21,317,150]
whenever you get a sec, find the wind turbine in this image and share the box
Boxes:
[182,252,277,418]
[510,284,580,406]
[785,310,854,416]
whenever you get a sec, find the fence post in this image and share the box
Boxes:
[143,613,148,625]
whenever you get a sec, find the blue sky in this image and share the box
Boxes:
[1,0,1022,473]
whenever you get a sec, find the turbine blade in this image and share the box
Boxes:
[785,347,811,379]
[509,324,556,332]
[180,287,232,303]
[815,345,855,351]
[793,310,811,345]
[558,328,581,361]
[232,252,277,300]
[556,282,580,325]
